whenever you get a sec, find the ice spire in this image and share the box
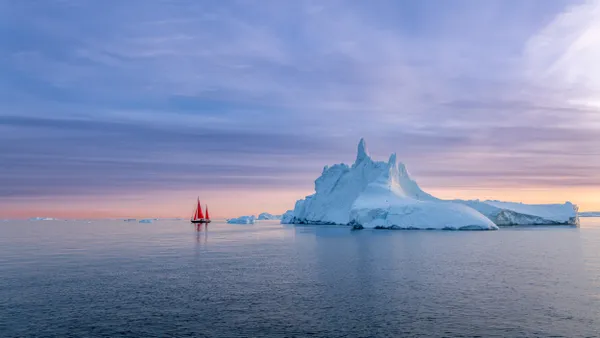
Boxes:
[387,153,397,167]
[355,138,370,164]
[386,153,399,187]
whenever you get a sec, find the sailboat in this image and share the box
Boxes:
[191,197,211,224]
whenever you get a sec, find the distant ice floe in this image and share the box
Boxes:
[139,219,153,223]
[283,139,578,230]
[257,212,282,220]
[29,217,56,221]
[579,211,600,217]
[227,215,256,224]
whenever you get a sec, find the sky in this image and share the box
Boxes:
[1,0,600,218]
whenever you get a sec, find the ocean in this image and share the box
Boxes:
[1,218,599,337]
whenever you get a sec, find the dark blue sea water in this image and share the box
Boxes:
[1,218,599,337]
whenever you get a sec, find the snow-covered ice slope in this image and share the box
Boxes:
[289,139,498,230]
[226,215,256,224]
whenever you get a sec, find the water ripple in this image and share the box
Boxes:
[0,219,599,337]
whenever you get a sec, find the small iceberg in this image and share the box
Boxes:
[139,219,153,223]
[257,212,282,220]
[29,217,56,221]
[226,215,256,224]
[280,210,294,224]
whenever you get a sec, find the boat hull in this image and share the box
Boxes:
[191,219,211,224]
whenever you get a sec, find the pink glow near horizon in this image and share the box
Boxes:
[2,186,599,219]
[0,188,313,219]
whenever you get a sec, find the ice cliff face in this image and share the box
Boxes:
[288,139,498,230]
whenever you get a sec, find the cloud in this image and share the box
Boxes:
[0,114,350,198]
[525,0,600,87]
[1,0,599,210]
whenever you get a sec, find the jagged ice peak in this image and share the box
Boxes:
[355,138,370,164]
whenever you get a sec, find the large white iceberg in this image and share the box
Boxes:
[287,139,579,229]
[226,215,256,224]
[288,139,497,230]
[257,212,282,220]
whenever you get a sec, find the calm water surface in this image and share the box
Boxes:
[1,218,599,337]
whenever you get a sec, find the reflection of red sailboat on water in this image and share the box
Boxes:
[191,197,211,224]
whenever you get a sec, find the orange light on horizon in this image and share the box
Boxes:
[1,185,599,219]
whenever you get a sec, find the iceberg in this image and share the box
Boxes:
[139,219,153,223]
[257,212,282,220]
[580,211,600,217]
[288,139,498,230]
[29,217,56,221]
[280,210,294,224]
[286,139,579,229]
[226,215,256,224]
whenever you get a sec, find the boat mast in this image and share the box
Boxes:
[191,198,196,220]
[197,198,205,219]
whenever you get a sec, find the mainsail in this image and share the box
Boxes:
[196,198,205,219]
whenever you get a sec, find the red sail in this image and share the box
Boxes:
[197,199,205,219]
[205,205,210,220]
[192,200,198,220]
